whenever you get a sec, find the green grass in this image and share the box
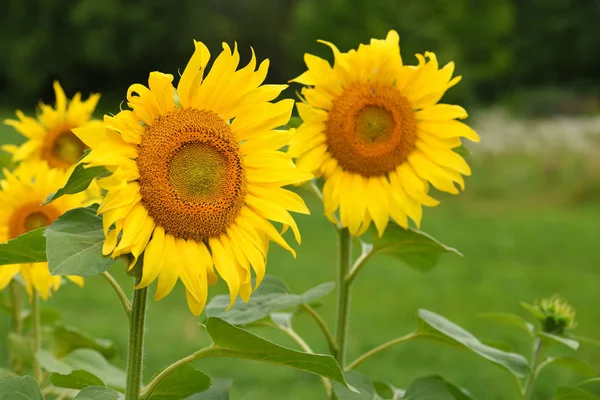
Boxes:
[1,113,600,399]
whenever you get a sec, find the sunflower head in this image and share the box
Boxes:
[524,295,577,336]
[76,40,311,315]
[3,81,101,170]
[0,162,86,299]
[289,30,480,237]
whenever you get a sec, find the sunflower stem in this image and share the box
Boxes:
[8,281,24,373]
[124,279,148,400]
[31,289,42,383]
[333,228,352,368]
[522,338,545,399]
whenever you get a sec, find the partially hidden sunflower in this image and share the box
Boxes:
[4,81,101,171]
[0,162,85,300]
[75,40,312,315]
[289,30,480,236]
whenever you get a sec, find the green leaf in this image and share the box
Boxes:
[370,224,462,273]
[0,369,12,380]
[8,332,33,365]
[478,312,535,336]
[284,116,303,129]
[555,386,600,400]
[23,306,62,329]
[539,331,580,351]
[74,386,123,400]
[36,350,72,374]
[60,349,126,390]
[203,317,346,384]
[146,364,211,400]
[480,339,514,352]
[0,376,44,400]
[520,302,545,320]
[53,324,117,359]
[205,275,334,325]
[45,164,109,204]
[404,376,474,400]
[373,381,405,400]
[540,357,595,378]
[46,206,116,277]
[0,228,46,265]
[332,371,381,399]
[571,335,600,347]
[417,309,530,378]
[185,378,232,400]
[51,370,105,390]
[452,145,471,157]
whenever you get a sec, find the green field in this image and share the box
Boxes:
[1,116,600,399]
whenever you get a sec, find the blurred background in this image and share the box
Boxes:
[1,1,599,399]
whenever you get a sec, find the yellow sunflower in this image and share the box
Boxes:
[75,40,311,315]
[0,162,85,300]
[3,81,101,170]
[289,30,480,236]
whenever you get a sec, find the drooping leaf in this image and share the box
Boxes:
[185,378,232,400]
[51,370,105,390]
[53,323,117,359]
[36,350,72,374]
[478,313,535,336]
[46,206,116,277]
[540,357,595,378]
[417,309,530,378]
[74,386,123,400]
[369,224,462,273]
[332,371,381,399]
[205,275,334,325]
[404,376,474,400]
[202,317,346,384]
[60,349,126,390]
[555,386,600,400]
[146,364,211,400]
[538,331,580,351]
[0,376,44,400]
[45,164,109,204]
[0,228,46,265]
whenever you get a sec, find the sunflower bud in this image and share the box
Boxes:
[522,295,577,336]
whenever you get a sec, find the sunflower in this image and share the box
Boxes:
[289,31,480,236]
[3,81,101,170]
[75,40,311,315]
[0,162,85,300]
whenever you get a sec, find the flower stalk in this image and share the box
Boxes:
[124,280,149,400]
[31,289,42,383]
[333,228,352,367]
[9,281,24,373]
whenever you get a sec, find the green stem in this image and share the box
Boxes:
[124,280,148,400]
[102,272,132,318]
[333,228,352,367]
[9,281,24,373]
[346,332,419,370]
[522,338,544,399]
[302,304,337,355]
[345,244,374,285]
[31,289,42,383]
[141,347,214,399]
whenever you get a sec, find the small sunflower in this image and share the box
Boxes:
[76,40,311,315]
[3,81,101,170]
[0,162,85,300]
[290,31,480,236]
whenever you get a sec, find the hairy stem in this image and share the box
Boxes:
[31,290,42,383]
[102,272,131,318]
[8,281,24,373]
[346,332,419,370]
[333,228,352,367]
[302,304,337,355]
[522,338,544,399]
[124,281,148,400]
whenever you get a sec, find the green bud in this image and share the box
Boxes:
[522,294,577,336]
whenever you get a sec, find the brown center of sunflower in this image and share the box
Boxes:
[42,127,88,169]
[325,83,417,176]
[9,203,62,239]
[137,107,247,242]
